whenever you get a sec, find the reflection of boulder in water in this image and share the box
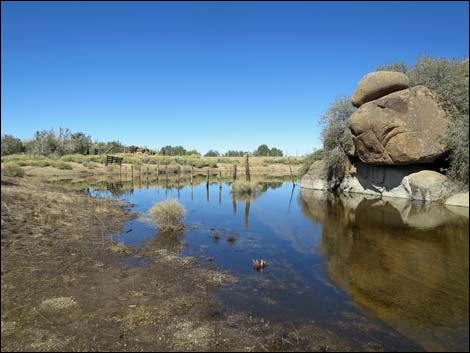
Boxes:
[300,189,469,351]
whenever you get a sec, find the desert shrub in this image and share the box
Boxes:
[301,149,324,175]
[1,163,25,177]
[446,113,469,187]
[320,97,355,189]
[150,199,185,232]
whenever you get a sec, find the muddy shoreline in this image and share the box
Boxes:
[1,176,421,351]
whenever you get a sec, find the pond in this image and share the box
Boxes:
[76,178,468,351]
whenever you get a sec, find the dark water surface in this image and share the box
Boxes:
[77,179,468,351]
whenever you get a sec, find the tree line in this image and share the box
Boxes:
[1,130,285,158]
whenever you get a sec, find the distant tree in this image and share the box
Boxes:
[25,130,58,156]
[254,144,270,156]
[224,150,245,157]
[159,145,187,156]
[1,134,24,155]
[204,149,220,157]
[69,132,92,154]
[185,149,200,156]
[269,147,283,157]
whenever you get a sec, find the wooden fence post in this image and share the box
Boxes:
[245,154,251,182]
[233,164,237,181]
[191,166,194,185]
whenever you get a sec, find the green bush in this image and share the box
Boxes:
[320,97,355,189]
[1,163,25,177]
[150,199,185,232]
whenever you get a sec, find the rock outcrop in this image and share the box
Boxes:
[300,160,460,204]
[349,86,449,165]
[300,69,467,206]
[351,71,410,107]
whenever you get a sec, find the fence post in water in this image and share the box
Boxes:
[156,164,159,181]
[165,165,168,179]
[131,165,134,181]
[245,154,251,182]
[233,164,237,181]
[191,166,194,185]
[146,166,149,183]
[206,168,210,188]
[219,171,222,189]
[287,157,296,186]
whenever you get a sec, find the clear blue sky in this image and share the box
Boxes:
[2,1,468,155]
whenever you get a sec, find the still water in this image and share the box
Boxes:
[82,179,468,351]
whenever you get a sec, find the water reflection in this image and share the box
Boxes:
[300,189,469,352]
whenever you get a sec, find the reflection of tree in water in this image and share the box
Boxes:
[299,189,469,352]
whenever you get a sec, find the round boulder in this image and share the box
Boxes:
[352,71,410,107]
[348,86,449,165]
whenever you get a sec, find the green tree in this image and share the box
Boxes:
[269,147,283,157]
[69,132,92,154]
[254,144,270,156]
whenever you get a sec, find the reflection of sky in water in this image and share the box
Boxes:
[86,181,468,352]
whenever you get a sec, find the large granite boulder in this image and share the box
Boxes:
[351,71,410,107]
[348,86,449,165]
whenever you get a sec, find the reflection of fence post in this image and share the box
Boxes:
[233,164,237,181]
[232,192,237,214]
[245,154,251,182]
[244,199,251,229]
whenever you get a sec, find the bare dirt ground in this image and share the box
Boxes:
[1,175,393,352]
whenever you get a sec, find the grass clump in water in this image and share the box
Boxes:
[1,163,25,177]
[231,181,261,196]
[150,199,186,233]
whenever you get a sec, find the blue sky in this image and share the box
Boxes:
[1,1,468,155]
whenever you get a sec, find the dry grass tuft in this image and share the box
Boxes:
[150,199,185,232]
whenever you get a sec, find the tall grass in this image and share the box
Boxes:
[1,163,25,177]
